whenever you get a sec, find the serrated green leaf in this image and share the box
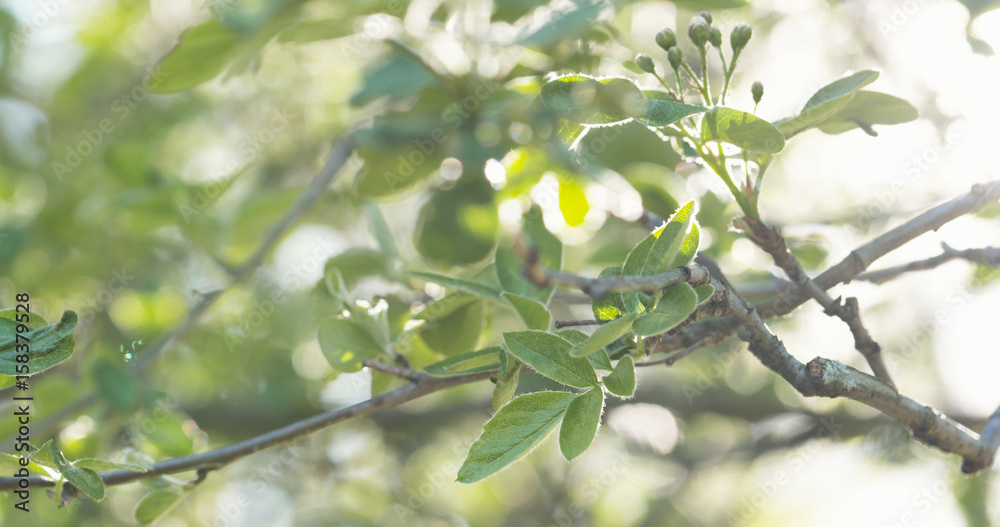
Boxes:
[135,490,187,524]
[0,310,77,376]
[73,458,150,473]
[458,391,575,483]
[603,355,636,397]
[816,91,918,135]
[503,331,598,388]
[669,223,700,269]
[503,293,551,330]
[776,70,880,139]
[317,317,383,373]
[633,91,708,127]
[591,267,627,320]
[492,357,521,411]
[50,442,105,501]
[574,119,681,172]
[0,309,47,330]
[701,107,785,154]
[559,388,604,460]
[631,283,698,336]
[424,347,502,376]
[421,300,483,356]
[407,271,505,302]
[571,312,638,358]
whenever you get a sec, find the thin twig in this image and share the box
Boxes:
[735,217,895,389]
[857,243,1000,284]
[0,368,495,492]
[636,336,717,367]
[655,181,1000,357]
[709,276,1000,474]
[554,319,602,329]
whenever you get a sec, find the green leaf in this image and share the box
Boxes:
[816,91,918,135]
[0,310,77,376]
[503,331,598,388]
[559,179,589,227]
[73,459,149,473]
[503,293,551,330]
[50,442,105,501]
[135,490,187,524]
[0,452,52,475]
[575,119,682,172]
[407,271,504,302]
[350,53,439,107]
[670,223,701,269]
[28,440,56,467]
[559,388,604,460]
[92,358,139,412]
[492,356,521,410]
[695,284,715,304]
[421,300,483,356]
[571,312,638,358]
[0,309,47,330]
[631,283,698,336]
[276,18,350,43]
[457,391,575,483]
[518,0,604,49]
[540,75,645,125]
[587,350,614,372]
[412,292,479,322]
[701,107,785,154]
[603,355,636,397]
[324,249,390,288]
[775,70,880,139]
[493,207,560,304]
[591,267,627,321]
[424,347,502,376]
[151,20,243,93]
[633,91,708,127]
[317,317,384,373]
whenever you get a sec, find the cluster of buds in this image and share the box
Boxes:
[632,11,761,108]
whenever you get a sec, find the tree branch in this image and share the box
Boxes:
[0,368,494,492]
[707,275,1000,474]
[654,180,1000,356]
[857,243,1000,284]
[735,217,895,389]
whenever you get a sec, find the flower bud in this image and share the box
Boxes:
[698,11,713,25]
[730,23,752,52]
[688,16,710,47]
[708,27,722,48]
[751,81,763,105]
[635,53,656,74]
[655,28,676,51]
[667,46,683,71]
